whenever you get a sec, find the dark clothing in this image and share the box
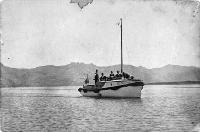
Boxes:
[123,72,130,79]
[109,73,115,80]
[100,75,106,81]
[115,73,122,79]
[94,73,99,84]
[110,73,114,77]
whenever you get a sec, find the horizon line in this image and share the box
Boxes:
[1,62,200,70]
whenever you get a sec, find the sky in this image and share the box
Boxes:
[1,0,200,68]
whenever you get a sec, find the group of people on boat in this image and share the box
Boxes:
[94,69,132,84]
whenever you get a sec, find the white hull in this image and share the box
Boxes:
[79,85,143,98]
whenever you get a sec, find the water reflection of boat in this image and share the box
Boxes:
[78,18,144,98]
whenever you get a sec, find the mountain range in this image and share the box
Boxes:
[1,62,200,87]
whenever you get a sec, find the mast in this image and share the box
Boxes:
[120,18,123,74]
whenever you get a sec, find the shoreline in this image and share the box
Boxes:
[1,81,200,88]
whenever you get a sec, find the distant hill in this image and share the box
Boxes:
[146,81,200,85]
[1,62,200,87]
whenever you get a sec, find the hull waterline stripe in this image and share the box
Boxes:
[78,82,144,92]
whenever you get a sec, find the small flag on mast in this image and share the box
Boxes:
[116,18,122,26]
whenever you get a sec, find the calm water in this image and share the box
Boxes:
[0,85,200,132]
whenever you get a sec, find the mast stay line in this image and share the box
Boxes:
[120,18,123,74]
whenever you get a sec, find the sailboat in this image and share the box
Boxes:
[78,18,144,98]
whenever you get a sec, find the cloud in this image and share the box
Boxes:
[1,0,200,68]
[70,0,93,9]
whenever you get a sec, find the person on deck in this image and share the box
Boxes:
[110,71,115,80]
[123,72,130,79]
[115,70,122,79]
[94,69,99,85]
[84,75,89,84]
[100,73,106,81]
